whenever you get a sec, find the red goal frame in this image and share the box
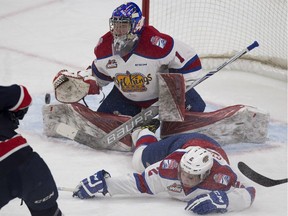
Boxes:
[142,0,150,26]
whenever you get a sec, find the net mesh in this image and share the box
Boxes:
[147,0,287,79]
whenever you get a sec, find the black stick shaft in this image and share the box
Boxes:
[238,162,288,187]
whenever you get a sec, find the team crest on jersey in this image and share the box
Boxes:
[106,59,117,69]
[114,71,152,92]
[167,183,182,193]
[161,159,178,169]
[213,173,230,186]
[150,36,167,49]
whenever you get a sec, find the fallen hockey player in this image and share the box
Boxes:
[72,128,256,215]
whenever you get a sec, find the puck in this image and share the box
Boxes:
[45,93,51,104]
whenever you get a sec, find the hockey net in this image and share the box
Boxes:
[142,0,287,81]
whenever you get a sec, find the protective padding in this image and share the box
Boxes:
[161,105,270,144]
[158,73,185,121]
[42,103,132,151]
[55,76,90,103]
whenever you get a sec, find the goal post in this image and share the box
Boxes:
[141,0,287,81]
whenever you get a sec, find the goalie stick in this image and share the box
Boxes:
[238,162,288,187]
[55,123,109,150]
[56,41,259,149]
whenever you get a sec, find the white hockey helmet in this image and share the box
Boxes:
[180,146,213,180]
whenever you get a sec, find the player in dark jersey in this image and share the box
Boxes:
[0,84,63,216]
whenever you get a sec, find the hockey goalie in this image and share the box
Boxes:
[42,2,269,152]
[42,68,269,152]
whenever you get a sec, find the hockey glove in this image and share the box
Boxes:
[185,190,229,215]
[73,170,111,199]
[53,69,100,103]
[14,107,29,120]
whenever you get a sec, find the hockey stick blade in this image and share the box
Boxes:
[238,162,288,187]
[55,123,106,150]
[57,186,74,192]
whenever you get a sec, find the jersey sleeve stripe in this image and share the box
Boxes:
[92,61,113,81]
[169,54,202,74]
[133,173,153,194]
[9,85,32,111]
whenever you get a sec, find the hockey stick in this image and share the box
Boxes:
[97,41,259,146]
[55,122,114,150]
[238,162,288,187]
[57,186,75,192]
[55,41,259,149]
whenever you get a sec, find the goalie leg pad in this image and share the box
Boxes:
[160,105,269,144]
[42,103,133,151]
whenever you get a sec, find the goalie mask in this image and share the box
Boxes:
[109,2,145,57]
[180,146,213,184]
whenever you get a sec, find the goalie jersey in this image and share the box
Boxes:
[92,26,202,102]
[105,133,256,212]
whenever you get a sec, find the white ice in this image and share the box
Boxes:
[0,0,287,216]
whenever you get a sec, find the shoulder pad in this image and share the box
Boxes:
[158,152,183,179]
[94,32,113,59]
[200,162,237,190]
[134,26,174,58]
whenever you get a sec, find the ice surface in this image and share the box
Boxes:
[0,1,287,215]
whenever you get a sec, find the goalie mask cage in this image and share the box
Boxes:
[142,0,287,81]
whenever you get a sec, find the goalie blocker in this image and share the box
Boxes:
[43,74,269,151]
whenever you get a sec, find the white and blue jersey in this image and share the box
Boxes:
[105,133,256,213]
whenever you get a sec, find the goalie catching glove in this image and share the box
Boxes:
[53,69,100,103]
[73,170,111,199]
[185,190,229,214]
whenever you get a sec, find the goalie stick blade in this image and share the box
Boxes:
[55,123,105,150]
[238,162,288,187]
[55,123,131,151]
